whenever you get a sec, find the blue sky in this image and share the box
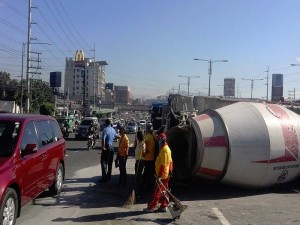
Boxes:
[1,0,300,100]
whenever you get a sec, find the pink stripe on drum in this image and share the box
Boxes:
[203,136,227,147]
[194,114,211,122]
[198,167,223,177]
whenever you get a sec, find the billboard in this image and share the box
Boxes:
[50,72,62,87]
[271,74,283,101]
[224,78,235,97]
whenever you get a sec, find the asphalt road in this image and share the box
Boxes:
[16,133,300,225]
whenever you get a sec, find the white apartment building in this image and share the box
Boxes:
[64,50,108,107]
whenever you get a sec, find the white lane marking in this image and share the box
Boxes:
[212,207,231,225]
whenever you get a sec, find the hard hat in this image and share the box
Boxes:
[159,133,167,141]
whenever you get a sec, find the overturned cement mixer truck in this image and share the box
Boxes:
[165,94,300,188]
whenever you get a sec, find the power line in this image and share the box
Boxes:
[0,17,27,35]
[44,0,78,50]
[57,0,92,52]
[51,0,90,54]
[0,0,27,18]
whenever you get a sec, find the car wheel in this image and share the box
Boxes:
[49,163,64,195]
[0,188,18,225]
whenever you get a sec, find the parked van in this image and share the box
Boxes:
[0,114,66,225]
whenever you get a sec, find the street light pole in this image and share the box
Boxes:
[178,75,200,96]
[265,66,269,101]
[194,58,228,96]
[291,64,300,101]
[242,78,264,99]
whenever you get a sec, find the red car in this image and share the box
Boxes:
[0,114,66,225]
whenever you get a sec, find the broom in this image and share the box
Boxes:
[123,160,139,207]
[123,142,142,207]
[155,176,187,219]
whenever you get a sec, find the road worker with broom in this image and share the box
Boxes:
[144,132,173,213]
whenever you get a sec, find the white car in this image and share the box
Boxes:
[139,120,146,129]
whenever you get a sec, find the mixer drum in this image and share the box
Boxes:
[169,102,300,188]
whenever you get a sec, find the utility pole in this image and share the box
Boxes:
[26,0,32,113]
[25,0,49,113]
[90,44,98,111]
[178,75,200,96]
[265,66,269,101]
[242,78,264,99]
[93,44,96,110]
[21,43,25,113]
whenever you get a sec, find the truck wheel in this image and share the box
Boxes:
[0,188,18,225]
[49,163,64,195]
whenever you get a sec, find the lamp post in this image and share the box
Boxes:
[242,78,264,99]
[291,64,300,100]
[178,75,200,96]
[194,58,228,96]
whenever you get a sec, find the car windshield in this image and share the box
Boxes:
[127,122,136,126]
[0,121,20,157]
[80,120,93,126]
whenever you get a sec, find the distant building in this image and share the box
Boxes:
[64,50,108,108]
[223,78,235,98]
[50,72,62,88]
[50,71,62,95]
[104,83,115,104]
[271,74,283,101]
[104,89,114,104]
[115,85,130,104]
[105,83,114,91]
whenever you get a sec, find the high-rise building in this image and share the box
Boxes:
[115,85,130,104]
[271,74,283,101]
[224,78,235,98]
[64,50,108,108]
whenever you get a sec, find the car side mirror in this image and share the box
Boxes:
[22,143,38,156]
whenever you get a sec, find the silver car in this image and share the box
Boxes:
[125,121,138,133]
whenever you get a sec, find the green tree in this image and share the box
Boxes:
[30,79,54,113]
[0,71,56,114]
[0,71,12,100]
[39,102,55,115]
